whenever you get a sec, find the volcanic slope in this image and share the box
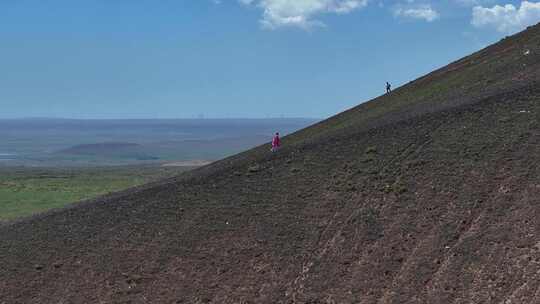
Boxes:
[2,24,540,303]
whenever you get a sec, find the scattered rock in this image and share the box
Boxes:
[498,185,510,194]
[365,146,377,154]
[248,165,261,173]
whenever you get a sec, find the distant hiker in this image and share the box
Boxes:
[386,82,392,93]
[271,132,281,152]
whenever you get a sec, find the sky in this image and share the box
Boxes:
[1,0,539,119]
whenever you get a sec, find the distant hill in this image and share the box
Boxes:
[54,136,273,162]
[56,142,159,161]
[1,24,540,303]
[58,142,141,155]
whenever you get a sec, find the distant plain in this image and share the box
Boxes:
[0,165,187,221]
[0,118,317,220]
[0,118,317,167]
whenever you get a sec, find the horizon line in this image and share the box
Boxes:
[0,116,323,121]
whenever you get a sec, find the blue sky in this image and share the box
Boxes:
[1,0,539,119]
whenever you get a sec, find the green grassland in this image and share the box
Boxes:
[0,166,190,221]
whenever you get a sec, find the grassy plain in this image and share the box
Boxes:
[0,166,189,221]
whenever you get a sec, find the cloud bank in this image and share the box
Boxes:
[393,5,440,22]
[237,0,540,32]
[472,1,540,33]
[239,0,368,29]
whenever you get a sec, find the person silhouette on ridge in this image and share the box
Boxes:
[271,132,281,152]
[386,82,392,94]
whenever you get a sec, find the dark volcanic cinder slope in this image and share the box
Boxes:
[2,24,540,304]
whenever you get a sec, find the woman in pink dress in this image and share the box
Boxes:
[271,132,281,152]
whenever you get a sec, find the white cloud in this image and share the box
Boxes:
[393,5,440,22]
[472,1,540,33]
[239,0,368,30]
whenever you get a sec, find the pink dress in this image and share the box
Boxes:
[271,135,280,151]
